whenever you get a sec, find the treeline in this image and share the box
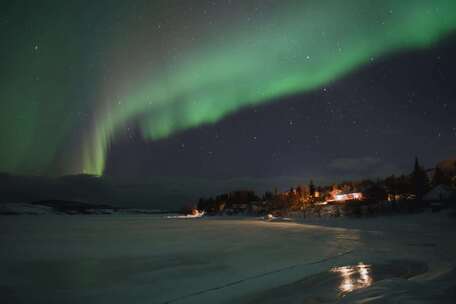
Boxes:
[195,158,456,216]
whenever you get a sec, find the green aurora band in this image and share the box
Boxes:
[2,1,456,176]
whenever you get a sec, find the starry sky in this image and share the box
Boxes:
[1,0,456,184]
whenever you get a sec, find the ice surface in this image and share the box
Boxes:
[0,212,455,303]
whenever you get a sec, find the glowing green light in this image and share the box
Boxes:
[81,0,456,175]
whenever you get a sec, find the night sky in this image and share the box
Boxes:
[1,0,456,184]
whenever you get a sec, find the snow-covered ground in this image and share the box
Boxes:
[0,211,455,303]
[0,203,55,215]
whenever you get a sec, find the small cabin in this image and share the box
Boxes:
[423,185,454,202]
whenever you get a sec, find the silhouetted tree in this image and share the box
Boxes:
[411,157,430,200]
[452,162,456,187]
[394,174,412,195]
[296,186,303,197]
[432,167,450,186]
[317,186,323,198]
[364,183,387,202]
[359,179,375,193]
[309,180,315,198]
[384,175,398,199]
[197,198,205,210]
[263,191,274,201]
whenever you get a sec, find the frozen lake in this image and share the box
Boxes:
[1,213,455,303]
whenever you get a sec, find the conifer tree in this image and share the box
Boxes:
[309,180,315,198]
[411,157,430,200]
[432,167,449,186]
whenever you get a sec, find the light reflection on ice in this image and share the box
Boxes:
[330,262,373,294]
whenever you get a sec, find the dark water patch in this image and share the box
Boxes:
[245,260,428,304]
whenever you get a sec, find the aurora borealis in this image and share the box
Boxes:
[1,1,456,176]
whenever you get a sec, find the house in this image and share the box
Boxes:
[423,185,454,202]
[326,192,364,204]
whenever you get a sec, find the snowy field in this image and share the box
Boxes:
[1,212,455,304]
